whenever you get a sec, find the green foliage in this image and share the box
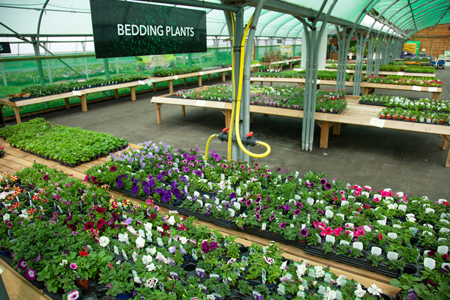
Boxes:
[153,67,202,77]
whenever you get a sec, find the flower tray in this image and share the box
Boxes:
[379,117,450,126]
[0,152,4,158]
[240,226,306,250]
[303,245,399,278]
[109,186,176,211]
[359,100,450,114]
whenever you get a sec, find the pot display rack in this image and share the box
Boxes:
[359,100,450,114]
[108,186,425,280]
[2,138,128,167]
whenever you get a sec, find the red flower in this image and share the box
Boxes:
[378,233,383,240]
[177,223,187,232]
[162,223,170,230]
[150,213,156,221]
[42,174,49,181]
[96,218,106,230]
[68,224,77,232]
[110,166,117,172]
[96,207,105,214]
[79,251,88,257]
[85,222,94,231]
[90,176,98,184]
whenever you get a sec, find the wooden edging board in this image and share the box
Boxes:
[0,139,400,297]
[317,68,437,78]
[151,94,450,167]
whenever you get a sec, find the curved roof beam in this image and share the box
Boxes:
[391,0,444,28]
[402,9,450,32]
[387,0,431,27]
[36,0,50,45]
[396,2,450,30]
[430,5,450,31]
[273,15,296,37]
[255,12,285,36]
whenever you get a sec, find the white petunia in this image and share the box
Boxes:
[99,236,110,247]
[144,223,153,232]
[136,236,145,249]
[127,226,137,235]
[166,216,175,226]
[142,255,152,265]
[367,283,382,296]
[118,233,129,243]
[179,236,188,245]
[3,214,9,221]
[314,265,325,278]
[354,283,366,298]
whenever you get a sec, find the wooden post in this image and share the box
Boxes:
[168,81,174,93]
[114,89,119,99]
[319,121,330,148]
[80,95,88,112]
[207,74,211,81]
[433,92,440,100]
[446,148,450,168]
[198,76,203,87]
[130,86,136,101]
[222,71,226,82]
[12,107,21,124]
[183,78,187,86]
[181,106,185,116]
[152,82,157,92]
[289,62,293,68]
[156,103,162,124]
[260,81,263,87]
[64,98,71,109]
[225,110,231,128]
[333,123,341,135]
[443,136,449,150]
[250,112,253,124]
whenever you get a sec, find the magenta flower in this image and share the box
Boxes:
[25,268,36,280]
[294,209,301,215]
[279,222,287,229]
[255,213,261,221]
[67,290,79,300]
[300,228,308,237]
[18,259,28,271]
[70,263,78,270]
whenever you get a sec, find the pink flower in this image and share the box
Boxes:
[378,233,383,241]
[67,290,79,300]
[321,227,333,236]
[70,263,78,270]
[313,220,319,228]
[373,197,380,203]
[334,227,343,236]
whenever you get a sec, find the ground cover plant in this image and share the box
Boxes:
[0,165,390,300]
[252,70,352,81]
[362,75,443,87]
[170,84,348,114]
[0,118,127,166]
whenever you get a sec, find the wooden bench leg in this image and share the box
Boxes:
[80,95,88,112]
[363,87,369,95]
[183,78,187,86]
[333,123,341,135]
[114,89,119,99]
[198,76,202,87]
[289,62,293,68]
[224,110,231,128]
[443,135,449,150]
[181,106,185,116]
[433,92,440,100]
[130,86,136,101]
[156,103,162,124]
[270,81,273,87]
[250,112,253,124]
[222,72,226,82]
[207,74,210,81]
[320,121,330,148]
[168,81,174,93]
[260,82,263,87]
[64,98,71,109]
[152,82,157,92]
[12,107,21,124]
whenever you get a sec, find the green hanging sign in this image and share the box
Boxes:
[0,42,11,54]
[89,0,207,58]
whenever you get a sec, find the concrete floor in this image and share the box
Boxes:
[7,68,450,201]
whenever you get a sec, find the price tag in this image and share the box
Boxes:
[261,268,267,284]
[370,117,385,128]
[428,87,438,92]
[396,72,404,76]
[157,237,163,247]
[412,85,422,91]
[114,246,119,255]
[316,80,321,84]
[73,91,82,96]
[192,249,198,260]
[196,100,206,107]
[199,72,204,76]
[138,80,145,85]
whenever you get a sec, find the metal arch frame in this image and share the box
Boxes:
[406,0,418,32]
[392,1,448,29]
[272,15,297,37]
[254,11,286,36]
[376,0,425,31]
[400,5,450,31]
[430,5,450,31]
[404,11,450,32]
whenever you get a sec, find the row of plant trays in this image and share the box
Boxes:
[5,139,128,167]
[359,100,450,114]
[108,185,420,279]
[378,116,450,126]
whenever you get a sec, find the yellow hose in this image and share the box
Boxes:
[227,12,236,162]
[204,134,218,161]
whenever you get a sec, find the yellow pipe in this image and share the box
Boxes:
[204,134,218,161]
[227,12,236,162]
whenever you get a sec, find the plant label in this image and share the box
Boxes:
[199,72,204,76]
[290,224,295,228]
[371,247,382,256]
[138,80,145,85]
[325,210,334,218]
[196,100,206,107]
[173,75,179,80]
[412,85,422,91]
[425,208,435,214]
[353,242,363,250]
[132,252,139,262]
[387,232,398,239]
[73,91,82,96]
[340,240,350,245]
[428,87,438,92]
[369,117,385,128]
[377,219,386,225]
[341,201,349,206]
[325,235,335,244]
[114,246,119,255]
[397,72,404,76]
[139,229,145,238]
[387,251,398,261]
[261,268,267,284]
[122,249,129,260]
[307,197,314,205]
[424,257,436,270]
[277,283,286,295]
[438,246,448,255]
[398,205,407,212]
[56,205,63,213]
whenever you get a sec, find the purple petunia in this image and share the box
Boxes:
[25,268,37,280]
[269,214,276,221]
[300,228,308,237]
[279,222,287,229]
[325,182,332,190]
[320,178,327,185]
[294,209,301,215]
[33,253,41,262]
[70,263,78,270]
[255,213,261,221]
[18,259,28,271]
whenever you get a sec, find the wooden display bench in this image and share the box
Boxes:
[0,140,400,297]
[249,76,443,100]
[148,67,233,94]
[151,95,450,167]
[259,58,301,70]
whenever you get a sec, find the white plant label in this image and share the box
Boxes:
[326,235,335,244]
[438,246,448,255]
[340,240,350,245]
[370,118,385,128]
[412,85,422,91]
[236,187,241,196]
[398,205,407,212]
[114,246,119,255]
[73,91,82,96]
[138,80,145,85]
[371,247,382,256]
[353,242,363,250]
[424,257,436,270]
[428,87,438,92]
[377,219,386,225]
[397,72,404,76]
[173,75,178,80]
[387,252,398,261]
[199,72,204,76]
[196,100,206,107]
[341,201,349,206]
[425,208,435,214]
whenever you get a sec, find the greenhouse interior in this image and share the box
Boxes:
[0,0,450,299]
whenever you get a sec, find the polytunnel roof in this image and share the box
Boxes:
[0,0,448,39]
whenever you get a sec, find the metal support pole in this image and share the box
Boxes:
[115,58,120,74]
[187,53,192,67]
[103,58,110,79]
[82,42,89,80]
[353,31,365,96]
[44,42,52,83]
[233,8,243,161]
[0,54,7,86]
[31,37,45,86]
